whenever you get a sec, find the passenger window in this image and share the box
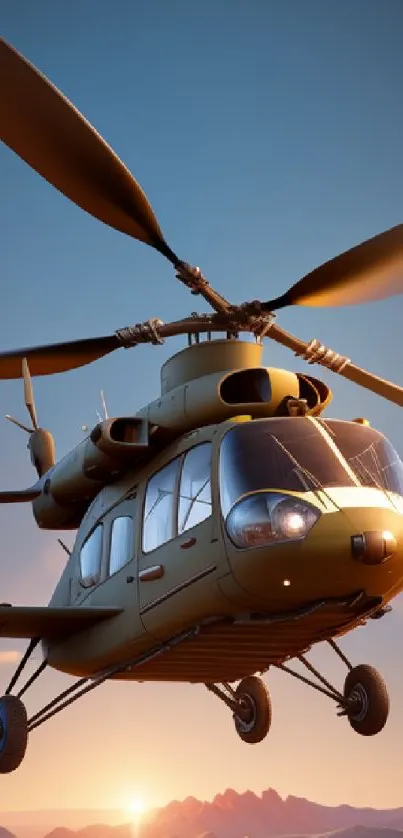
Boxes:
[109,516,132,575]
[143,458,180,553]
[80,525,103,587]
[178,444,212,534]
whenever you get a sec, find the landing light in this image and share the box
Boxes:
[226,492,321,549]
[279,511,306,538]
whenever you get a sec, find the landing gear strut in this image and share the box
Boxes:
[0,627,200,773]
[206,675,272,743]
[206,638,390,744]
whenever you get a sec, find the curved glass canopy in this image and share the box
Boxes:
[219,417,403,519]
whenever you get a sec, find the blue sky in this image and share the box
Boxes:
[1,0,403,814]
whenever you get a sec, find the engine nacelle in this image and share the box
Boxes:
[138,366,331,433]
[31,341,332,530]
[33,417,149,529]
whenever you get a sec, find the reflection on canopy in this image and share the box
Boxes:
[219,417,403,518]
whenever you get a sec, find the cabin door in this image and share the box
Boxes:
[138,442,222,639]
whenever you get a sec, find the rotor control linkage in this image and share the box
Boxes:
[175,264,278,340]
[175,263,233,314]
[116,318,165,348]
[295,338,350,373]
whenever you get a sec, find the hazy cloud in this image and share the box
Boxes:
[0,650,21,664]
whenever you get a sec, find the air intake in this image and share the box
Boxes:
[219,369,272,404]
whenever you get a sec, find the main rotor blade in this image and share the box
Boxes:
[0,314,239,380]
[0,335,120,379]
[2,313,403,407]
[264,225,403,310]
[0,38,178,263]
[267,321,403,407]
[0,316,220,380]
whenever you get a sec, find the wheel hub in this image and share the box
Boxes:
[347,683,369,722]
[235,694,256,733]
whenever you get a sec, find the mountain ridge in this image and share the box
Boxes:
[3,789,403,838]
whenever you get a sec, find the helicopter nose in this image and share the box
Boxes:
[351,530,398,565]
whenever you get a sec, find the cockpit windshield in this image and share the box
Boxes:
[318,418,403,495]
[219,417,403,518]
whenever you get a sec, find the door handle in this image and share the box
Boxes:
[180,537,197,549]
[139,565,164,581]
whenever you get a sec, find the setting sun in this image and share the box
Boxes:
[127,797,146,817]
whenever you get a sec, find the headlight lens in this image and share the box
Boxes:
[225,492,321,549]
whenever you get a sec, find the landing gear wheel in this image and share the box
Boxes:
[343,664,389,737]
[233,676,272,744]
[0,695,28,773]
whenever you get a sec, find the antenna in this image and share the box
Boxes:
[82,390,109,433]
[100,390,108,419]
[96,389,108,422]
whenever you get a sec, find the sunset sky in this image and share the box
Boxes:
[1,0,403,817]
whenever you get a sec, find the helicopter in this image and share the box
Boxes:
[1,34,403,776]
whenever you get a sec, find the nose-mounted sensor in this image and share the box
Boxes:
[351,530,397,565]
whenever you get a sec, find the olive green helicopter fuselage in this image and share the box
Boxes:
[1,32,403,771]
[36,339,403,686]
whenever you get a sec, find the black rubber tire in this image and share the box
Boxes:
[343,664,389,736]
[0,695,28,773]
[233,676,272,744]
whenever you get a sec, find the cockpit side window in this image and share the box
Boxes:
[80,524,103,588]
[142,443,213,552]
[178,443,212,534]
[142,457,181,553]
[109,516,133,575]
